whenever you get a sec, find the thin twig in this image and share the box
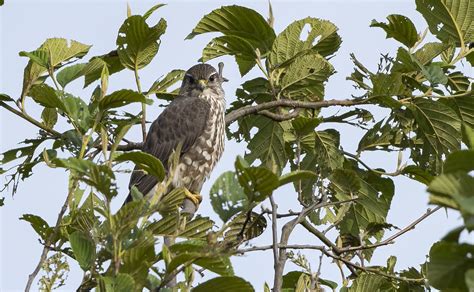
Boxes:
[258,108,302,122]
[237,244,326,253]
[343,151,403,177]
[339,206,442,253]
[269,196,279,269]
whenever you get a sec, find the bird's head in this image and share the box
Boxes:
[179,63,227,96]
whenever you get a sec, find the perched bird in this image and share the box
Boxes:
[125,63,227,213]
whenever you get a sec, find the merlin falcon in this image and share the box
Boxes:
[125,63,226,213]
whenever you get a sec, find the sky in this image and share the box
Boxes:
[0,0,471,291]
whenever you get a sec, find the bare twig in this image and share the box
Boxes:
[343,151,403,177]
[237,244,326,253]
[269,196,279,270]
[339,206,442,253]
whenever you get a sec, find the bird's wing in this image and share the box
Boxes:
[125,96,211,202]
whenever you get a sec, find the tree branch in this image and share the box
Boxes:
[225,98,366,125]
[339,206,442,253]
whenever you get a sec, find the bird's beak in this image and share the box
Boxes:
[197,79,208,90]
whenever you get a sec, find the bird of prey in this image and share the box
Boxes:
[125,63,226,213]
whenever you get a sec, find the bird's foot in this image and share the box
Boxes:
[184,189,202,207]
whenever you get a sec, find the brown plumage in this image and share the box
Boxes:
[125,64,226,212]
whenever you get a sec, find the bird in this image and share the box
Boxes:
[125,63,227,214]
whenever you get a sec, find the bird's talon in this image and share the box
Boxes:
[184,189,202,207]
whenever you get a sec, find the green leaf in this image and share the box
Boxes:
[116,15,166,70]
[41,107,58,129]
[28,84,65,110]
[279,53,335,101]
[278,170,317,187]
[20,214,53,241]
[370,14,419,47]
[428,172,474,213]
[192,276,254,292]
[416,0,474,47]
[19,50,49,68]
[150,215,215,239]
[115,151,165,181]
[143,3,166,20]
[210,171,248,222]
[244,116,287,174]
[422,63,448,85]
[444,150,474,173]
[413,42,449,65]
[148,69,185,96]
[99,89,149,110]
[348,273,389,291]
[358,120,403,152]
[282,271,308,290]
[83,53,125,88]
[69,231,95,270]
[101,274,136,292]
[427,241,474,290]
[201,36,256,76]
[62,94,92,133]
[462,124,474,149]
[447,71,471,92]
[466,269,474,290]
[331,170,394,236]
[157,187,186,214]
[445,92,474,129]
[269,17,341,68]
[314,129,344,171]
[0,93,13,102]
[235,158,280,203]
[401,165,434,185]
[56,63,86,88]
[409,98,461,155]
[187,5,275,55]
[223,211,267,242]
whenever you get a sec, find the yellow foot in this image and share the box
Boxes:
[184,189,202,207]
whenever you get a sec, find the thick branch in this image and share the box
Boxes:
[225,98,365,125]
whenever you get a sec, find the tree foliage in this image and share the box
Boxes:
[0,1,473,291]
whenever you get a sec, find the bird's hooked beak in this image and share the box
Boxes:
[197,79,208,90]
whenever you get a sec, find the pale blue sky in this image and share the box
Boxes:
[1,1,470,291]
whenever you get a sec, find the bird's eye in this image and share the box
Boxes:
[187,76,194,84]
[209,74,217,82]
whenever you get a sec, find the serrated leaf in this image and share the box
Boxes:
[447,71,471,93]
[157,187,186,214]
[370,14,419,47]
[235,158,280,203]
[210,171,248,222]
[69,231,95,270]
[416,0,474,47]
[201,36,256,76]
[244,116,287,174]
[444,150,474,173]
[99,89,149,110]
[192,276,254,292]
[20,214,53,241]
[62,93,92,133]
[279,170,317,187]
[445,92,474,129]
[101,274,136,292]
[401,165,434,185]
[115,151,165,181]
[223,211,267,242]
[269,17,341,68]
[143,3,166,20]
[41,107,58,129]
[148,69,185,96]
[314,129,344,171]
[187,5,275,56]
[280,53,335,101]
[116,15,166,70]
[427,241,474,290]
[83,53,125,88]
[56,63,86,88]
[28,84,65,110]
[462,124,474,149]
[428,172,474,214]
[414,42,449,65]
[348,273,388,291]
[410,98,461,156]
[19,50,49,68]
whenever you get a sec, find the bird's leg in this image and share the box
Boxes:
[184,188,202,207]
